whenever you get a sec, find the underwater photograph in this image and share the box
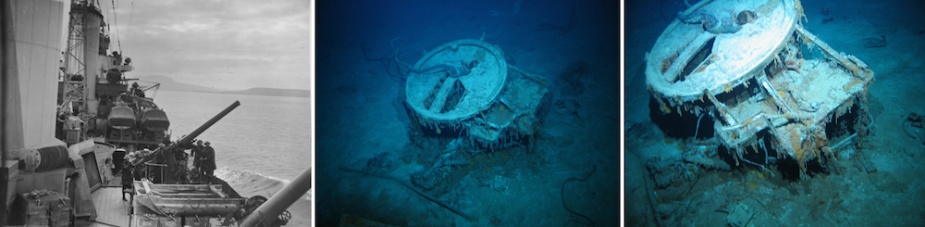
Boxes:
[315,0,619,226]
[625,0,925,226]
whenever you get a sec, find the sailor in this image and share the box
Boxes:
[112,51,122,65]
[63,112,84,143]
[122,151,136,201]
[174,145,187,162]
[159,143,173,163]
[200,141,217,184]
[157,143,167,158]
[134,148,153,180]
[131,82,145,97]
[171,146,190,183]
[55,112,67,139]
[191,140,204,173]
[102,158,114,184]
[64,112,84,130]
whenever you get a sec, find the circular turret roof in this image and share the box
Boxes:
[646,0,797,101]
[405,39,507,122]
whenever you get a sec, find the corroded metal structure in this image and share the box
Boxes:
[646,0,873,174]
[405,39,549,151]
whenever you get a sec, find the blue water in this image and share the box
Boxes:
[625,0,925,226]
[151,90,311,225]
[316,0,619,226]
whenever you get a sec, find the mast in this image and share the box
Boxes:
[62,0,104,117]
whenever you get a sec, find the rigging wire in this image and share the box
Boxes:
[126,0,135,54]
[109,0,122,53]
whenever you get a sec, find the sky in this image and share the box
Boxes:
[98,0,312,91]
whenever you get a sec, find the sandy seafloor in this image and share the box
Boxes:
[314,0,619,226]
[625,0,925,226]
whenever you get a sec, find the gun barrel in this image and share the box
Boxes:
[178,100,240,146]
[240,167,311,227]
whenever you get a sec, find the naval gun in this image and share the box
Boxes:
[126,101,246,219]
[240,167,310,227]
[131,100,240,167]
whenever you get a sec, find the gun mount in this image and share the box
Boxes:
[132,100,240,166]
[645,0,873,179]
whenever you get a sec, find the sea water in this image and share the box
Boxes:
[152,90,312,224]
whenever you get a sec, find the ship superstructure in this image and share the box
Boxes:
[57,0,169,151]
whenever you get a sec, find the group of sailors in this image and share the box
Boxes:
[120,140,218,201]
[190,140,217,179]
[105,50,132,85]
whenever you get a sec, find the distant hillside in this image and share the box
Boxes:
[136,75,225,93]
[136,75,309,97]
[223,87,310,97]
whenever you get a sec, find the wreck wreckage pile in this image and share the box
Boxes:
[343,39,551,222]
[645,0,874,180]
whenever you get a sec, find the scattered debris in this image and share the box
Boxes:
[487,175,508,193]
[862,35,887,48]
[850,147,878,174]
[341,166,477,222]
[646,156,699,189]
[561,165,596,227]
[725,202,756,227]
[411,166,451,191]
[683,152,731,171]
[411,141,470,191]
[554,99,584,126]
[902,112,925,144]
